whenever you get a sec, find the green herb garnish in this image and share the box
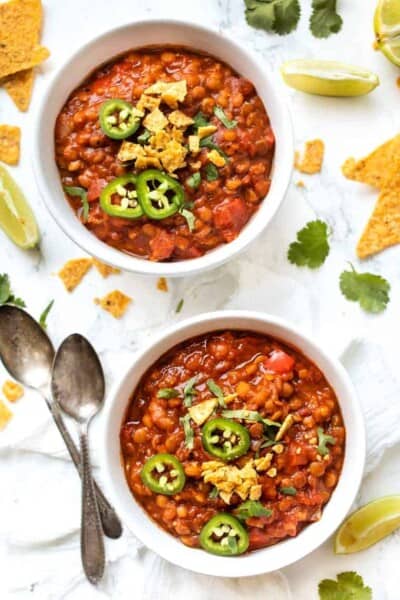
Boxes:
[0,274,25,307]
[245,0,301,36]
[213,106,237,129]
[186,172,201,189]
[157,388,180,399]
[199,136,229,162]
[193,111,211,129]
[280,486,297,496]
[175,298,184,313]
[39,299,54,330]
[63,185,89,222]
[180,414,194,449]
[137,129,151,145]
[310,0,343,39]
[318,571,372,600]
[222,409,280,428]
[204,163,219,181]
[339,265,390,314]
[317,427,336,456]
[207,379,226,408]
[183,376,198,407]
[235,500,273,520]
[179,208,196,232]
[209,486,219,499]
[288,220,330,268]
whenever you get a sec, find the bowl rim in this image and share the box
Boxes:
[99,310,366,577]
[32,18,294,277]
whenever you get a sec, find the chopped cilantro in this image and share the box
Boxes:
[179,208,196,232]
[317,427,336,456]
[183,376,198,407]
[310,0,343,39]
[280,486,297,496]
[245,0,301,36]
[137,128,151,145]
[157,388,180,399]
[207,379,226,408]
[213,106,237,129]
[175,298,184,313]
[199,136,229,161]
[288,220,330,268]
[186,172,201,189]
[0,274,25,307]
[260,439,276,449]
[39,300,54,330]
[63,186,89,222]
[209,486,219,499]
[222,409,280,429]
[180,414,194,450]
[193,111,211,129]
[319,571,372,600]
[235,500,273,520]
[339,265,390,314]
[204,163,219,181]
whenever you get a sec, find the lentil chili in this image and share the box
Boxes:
[120,331,346,554]
[55,47,275,262]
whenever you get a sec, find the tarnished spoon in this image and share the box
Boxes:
[0,305,122,539]
[52,334,105,585]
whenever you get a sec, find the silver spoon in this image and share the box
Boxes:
[52,334,105,585]
[0,305,122,539]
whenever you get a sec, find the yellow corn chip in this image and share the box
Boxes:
[160,139,187,173]
[157,277,168,292]
[0,125,20,165]
[357,166,400,259]
[342,135,400,189]
[295,139,325,174]
[92,259,120,278]
[2,380,24,403]
[94,290,132,319]
[143,108,168,133]
[207,149,225,168]
[58,258,92,292]
[3,68,35,112]
[0,399,12,430]
[168,110,193,129]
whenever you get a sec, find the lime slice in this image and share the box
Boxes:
[0,165,39,249]
[374,0,400,67]
[335,495,400,554]
[281,60,380,97]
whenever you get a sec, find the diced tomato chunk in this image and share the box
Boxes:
[149,229,175,261]
[87,178,107,202]
[264,350,295,373]
[213,197,249,241]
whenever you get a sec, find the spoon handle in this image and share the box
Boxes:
[46,399,122,538]
[79,424,105,585]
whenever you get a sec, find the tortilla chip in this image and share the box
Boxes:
[160,139,187,173]
[3,68,35,112]
[207,149,225,167]
[92,259,120,278]
[357,167,400,259]
[94,290,132,318]
[342,135,400,189]
[188,135,200,154]
[145,80,187,108]
[136,94,160,113]
[0,125,20,165]
[168,110,193,129]
[0,399,12,430]
[295,139,325,175]
[143,108,168,133]
[58,258,92,292]
[2,380,24,403]
[157,277,168,292]
[198,125,217,139]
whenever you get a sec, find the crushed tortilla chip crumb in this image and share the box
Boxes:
[92,259,120,278]
[188,135,200,154]
[94,290,132,319]
[168,110,193,129]
[157,277,168,292]
[145,80,187,108]
[296,180,305,188]
[143,108,169,133]
[3,68,35,112]
[2,380,24,403]
[342,135,400,189]
[207,149,225,167]
[0,125,20,165]
[136,93,160,113]
[117,141,144,162]
[160,139,187,172]
[0,399,12,430]
[295,139,324,174]
[201,459,262,505]
[58,258,92,292]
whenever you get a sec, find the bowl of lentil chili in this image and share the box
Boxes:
[100,311,365,576]
[33,20,293,276]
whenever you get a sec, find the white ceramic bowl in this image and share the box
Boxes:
[33,20,293,277]
[100,311,366,577]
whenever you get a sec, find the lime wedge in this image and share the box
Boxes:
[374,0,400,66]
[0,165,39,249]
[335,495,400,554]
[281,60,380,97]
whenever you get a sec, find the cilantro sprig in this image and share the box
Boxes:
[339,265,390,314]
[157,388,180,399]
[0,274,25,307]
[288,220,330,269]
[63,186,89,223]
[180,414,194,449]
[245,0,301,35]
[207,379,227,408]
[310,0,343,39]
[319,571,372,600]
[183,376,198,407]
[39,299,54,330]
[234,500,273,520]
[317,427,336,456]
[213,106,237,129]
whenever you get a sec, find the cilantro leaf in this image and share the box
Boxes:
[288,220,330,269]
[63,186,89,223]
[175,298,184,313]
[280,486,297,496]
[205,163,219,181]
[209,486,219,499]
[235,500,273,520]
[339,266,390,314]
[39,299,54,330]
[193,111,211,129]
[180,414,194,449]
[319,571,372,600]
[245,0,300,36]
[137,128,151,145]
[310,0,343,39]
[8,296,26,308]
[199,136,229,162]
[183,376,198,407]
[157,388,180,399]
[0,274,26,307]
[179,208,196,232]
[207,378,226,407]
[213,106,237,129]
[186,173,201,189]
[317,427,336,456]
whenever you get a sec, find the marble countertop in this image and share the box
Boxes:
[2,0,400,598]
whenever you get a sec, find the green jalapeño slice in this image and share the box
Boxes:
[202,417,250,461]
[200,513,249,556]
[136,169,185,219]
[99,99,141,140]
[100,174,144,219]
[141,453,186,496]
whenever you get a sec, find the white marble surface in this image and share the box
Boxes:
[2,0,400,598]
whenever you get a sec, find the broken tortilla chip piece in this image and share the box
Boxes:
[295,139,325,175]
[2,380,24,403]
[145,80,187,109]
[143,108,169,133]
[0,399,12,430]
[94,290,132,319]
[3,68,35,112]
[92,259,120,278]
[168,110,194,129]
[357,165,400,259]
[157,277,168,292]
[342,135,400,189]
[0,125,21,165]
[58,258,92,292]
